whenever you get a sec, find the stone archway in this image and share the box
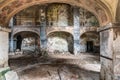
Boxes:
[13,31,40,53]
[80,31,100,53]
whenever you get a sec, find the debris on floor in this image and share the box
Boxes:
[9,53,100,80]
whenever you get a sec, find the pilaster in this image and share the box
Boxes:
[40,6,47,50]
[98,23,120,80]
[73,7,80,55]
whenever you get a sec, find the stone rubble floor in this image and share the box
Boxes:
[9,53,100,80]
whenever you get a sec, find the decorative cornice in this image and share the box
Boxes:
[97,22,120,32]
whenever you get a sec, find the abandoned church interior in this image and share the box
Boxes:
[0,0,120,80]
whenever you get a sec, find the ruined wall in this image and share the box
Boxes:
[12,3,100,54]
[47,32,73,53]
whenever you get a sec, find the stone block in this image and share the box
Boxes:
[0,67,10,80]
[5,71,19,80]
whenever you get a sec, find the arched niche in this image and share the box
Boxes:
[47,31,74,54]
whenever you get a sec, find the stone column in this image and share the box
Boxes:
[9,18,14,52]
[40,6,47,50]
[73,7,80,55]
[13,38,17,51]
[98,23,120,80]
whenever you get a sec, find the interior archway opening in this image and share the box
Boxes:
[9,31,40,55]
[80,31,100,55]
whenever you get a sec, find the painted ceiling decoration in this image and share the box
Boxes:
[47,3,73,27]
[0,0,114,27]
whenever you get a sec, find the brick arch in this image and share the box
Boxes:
[0,0,112,27]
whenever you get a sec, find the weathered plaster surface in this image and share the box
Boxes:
[47,37,68,52]
[99,23,120,80]
[0,30,9,68]
[47,32,73,53]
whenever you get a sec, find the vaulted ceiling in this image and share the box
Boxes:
[101,0,118,20]
[0,0,118,27]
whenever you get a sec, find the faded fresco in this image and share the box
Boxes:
[47,4,73,27]
[79,8,99,27]
[15,6,39,25]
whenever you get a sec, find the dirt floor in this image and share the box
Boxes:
[9,53,100,80]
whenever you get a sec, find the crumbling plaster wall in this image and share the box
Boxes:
[11,3,100,54]
[47,32,73,53]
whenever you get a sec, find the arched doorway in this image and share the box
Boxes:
[80,31,100,54]
[14,31,40,54]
